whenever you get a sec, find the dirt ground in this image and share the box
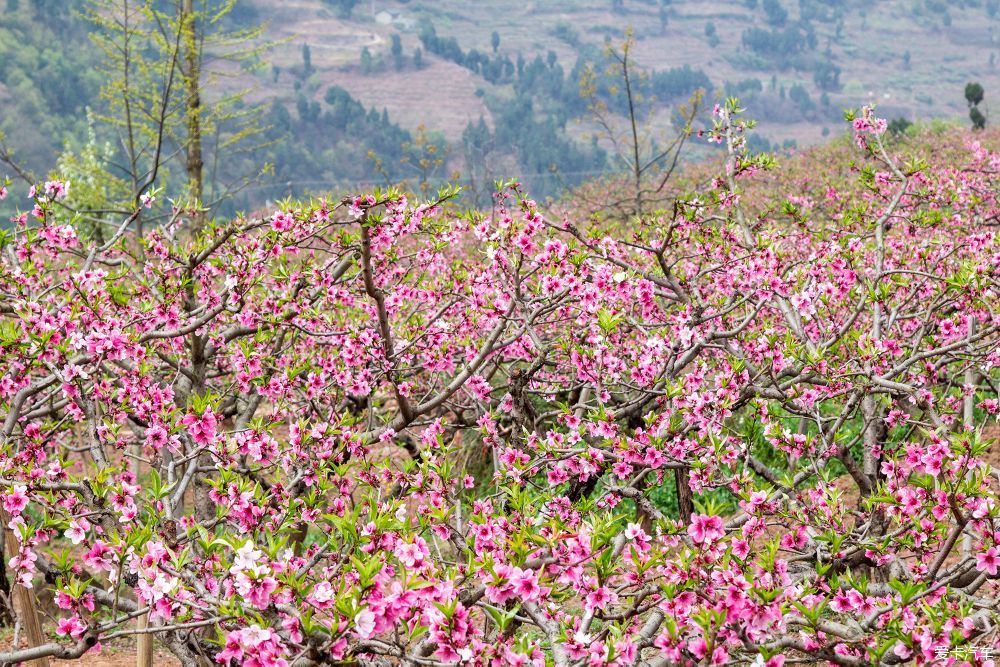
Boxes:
[49,650,179,667]
[0,640,180,666]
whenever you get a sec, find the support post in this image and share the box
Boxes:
[0,508,50,667]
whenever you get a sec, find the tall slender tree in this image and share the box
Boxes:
[182,0,204,208]
[84,0,274,231]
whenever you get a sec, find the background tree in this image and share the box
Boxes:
[302,42,312,75]
[322,0,358,18]
[83,0,273,231]
[762,0,788,26]
[813,60,841,91]
[390,33,403,70]
[83,0,180,226]
[967,81,987,129]
[579,30,704,221]
[966,81,985,107]
[971,106,987,130]
[705,21,719,47]
[181,0,204,210]
[399,124,450,196]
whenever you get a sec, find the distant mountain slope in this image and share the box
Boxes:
[1,0,997,205]
[257,0,1000,145]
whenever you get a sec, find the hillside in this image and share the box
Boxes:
[258,0,1000,145]
[1,0,999,205]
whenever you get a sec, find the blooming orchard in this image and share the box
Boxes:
[0,103,998,666]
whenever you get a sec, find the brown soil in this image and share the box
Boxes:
[0,637,180,666]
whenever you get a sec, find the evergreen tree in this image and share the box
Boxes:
[762,0,788,26]
[966,82,987,130]
[705,22,719,47]
[390,33,403,70]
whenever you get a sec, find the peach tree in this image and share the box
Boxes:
[0,103,997,666]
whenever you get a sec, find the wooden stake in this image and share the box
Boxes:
[136,612,153,667]
[0,508,50,667]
